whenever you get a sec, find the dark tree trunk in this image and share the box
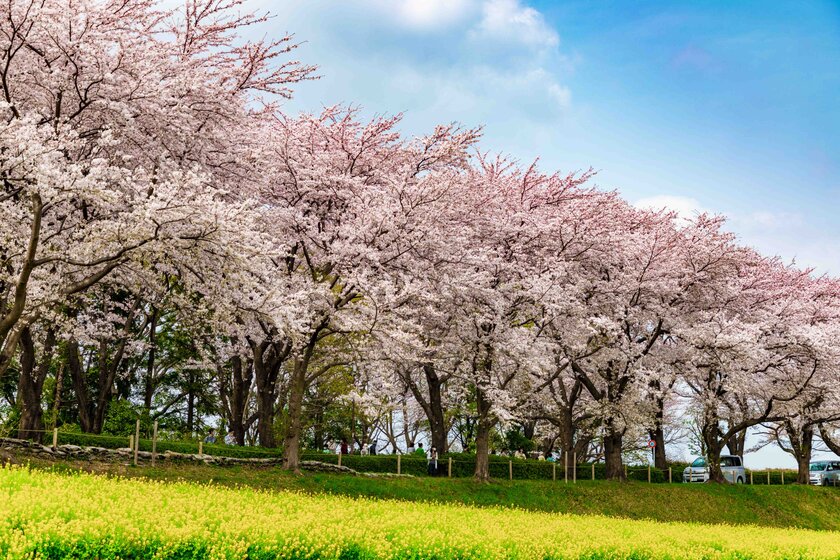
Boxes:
[251,338,288,448]
[649,424,667,470]
[726,429,747,457]
[283,360,306,472]
[473,386,493,481]
[143,307,157,413]
[403,363,450,453]
[788,422,814,484]
[522,420,536,442]
[51,361,65,424]
[603,424,625,481]
[68,299,139,434]
[701,418,727,483]
[219,355,252,445]
[558,405,576,461]
[16,326,55,441]
[66,340,93,433]
[186,369,195,434]
[312,408,325,451]
[648,391,668,469]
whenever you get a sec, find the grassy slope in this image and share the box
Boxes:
[23,457,840,532]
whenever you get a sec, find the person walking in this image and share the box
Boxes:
[427,446,438,476]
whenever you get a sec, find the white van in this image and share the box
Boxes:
[683,455,745,483]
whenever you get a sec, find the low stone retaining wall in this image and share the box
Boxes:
[0,436,283,466]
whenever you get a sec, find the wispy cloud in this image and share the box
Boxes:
[470,0,560,51]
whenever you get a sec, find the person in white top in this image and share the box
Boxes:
[426,446,438,475]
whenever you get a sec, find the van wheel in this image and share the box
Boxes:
[736,477,744,484]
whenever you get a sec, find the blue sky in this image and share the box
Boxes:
[253,0,839,465]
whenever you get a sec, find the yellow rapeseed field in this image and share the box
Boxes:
[1,465,839,559]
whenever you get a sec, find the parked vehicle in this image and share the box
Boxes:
[809,461,840,486]
[683,455,746,483]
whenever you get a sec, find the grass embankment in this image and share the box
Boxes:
[2,466,840,560]
[25,457,840,532]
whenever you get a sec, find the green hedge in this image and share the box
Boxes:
[745,469,799,485]
[56,432,283,459]
[301,452,683,482]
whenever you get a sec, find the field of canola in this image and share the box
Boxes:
[1,466,840,559]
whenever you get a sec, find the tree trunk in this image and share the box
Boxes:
[66,340,93,433]
[404,364,449,453]
[256,384,276,447]
[603,424,625,481]
[648,392,668,469]
[219,356,252,445]
[792,424,814,485]
[250,336,289,448]
[16,326,55,441]
[186,369,195,434]
[649,424,667,470]
[726,429,747,457]
[473,386,493,481]
[312,409,325,452]
[282,360,306,473]
[143,307,157,413]
[701,419,727,483]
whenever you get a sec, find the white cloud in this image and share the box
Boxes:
[732,211,803,230]
[634,195,706,219]
[390,0,477,30]
[471,0,559,50]
[547,82,572,107]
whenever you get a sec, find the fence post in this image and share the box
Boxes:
[564,454,568,483]
[151,421,158,467]
[781,471,784,485]
[668,467,672,483]
[397,453,401,475]
[338,451,342,468]
[133,419,140,467]
[509,460,513,481]
[553,462,556,481]
[648,465,651,483]
[767,471,770,485]
[199,441,203,456]
[448,457,452,478]
[573,452,577,483]
[52,428,58,450]
[591,463,595,481]
[750,471,753,485]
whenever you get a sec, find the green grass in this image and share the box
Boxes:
[19,456,840,532]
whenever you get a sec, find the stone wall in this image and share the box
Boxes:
[0,437,415,477]
[0,437,284,466]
